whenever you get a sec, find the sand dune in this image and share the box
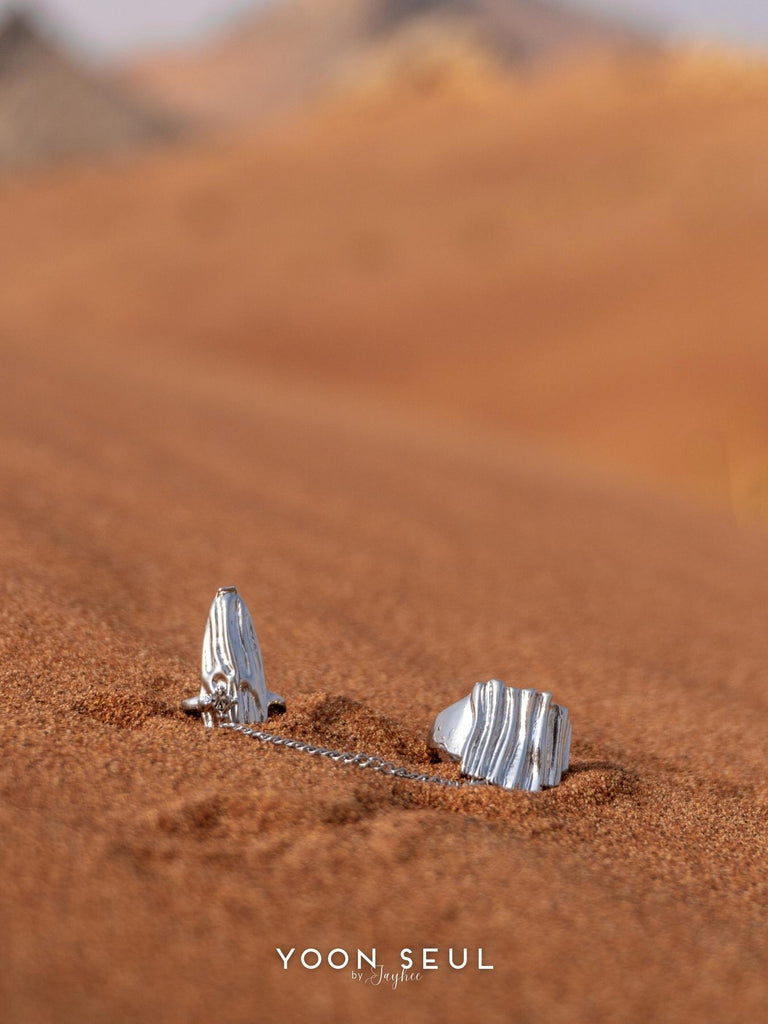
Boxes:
[2,48,768,1023]
[126,0,644,124]
[3,52,768,510]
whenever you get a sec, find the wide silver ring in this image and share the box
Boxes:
[428,679,571,791]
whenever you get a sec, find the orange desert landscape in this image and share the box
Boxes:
[1,2,768,1021]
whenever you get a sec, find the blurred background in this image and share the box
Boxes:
[1,0,767,519]
[5,10,768,1022]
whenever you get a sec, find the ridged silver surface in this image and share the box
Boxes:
[196,586,284,727]
[428,679,571,791]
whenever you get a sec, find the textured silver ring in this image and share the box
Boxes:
[428,679,571,791]
[180,586,284,726]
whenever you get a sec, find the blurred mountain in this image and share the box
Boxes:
[0,12,177,172]
[126,0,647,125]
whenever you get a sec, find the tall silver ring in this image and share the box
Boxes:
[181,586,285,727]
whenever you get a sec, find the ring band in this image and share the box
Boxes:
[428,679,571,791]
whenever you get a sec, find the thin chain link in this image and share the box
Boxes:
[220,723,487,787]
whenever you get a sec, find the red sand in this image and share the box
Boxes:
[1,54,768,1023]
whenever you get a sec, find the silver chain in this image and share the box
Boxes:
[220,723,487,787]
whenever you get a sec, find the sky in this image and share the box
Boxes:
[0,0,766,58]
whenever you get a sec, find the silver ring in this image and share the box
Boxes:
[428,679,571,791]
[181,586,285,727]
